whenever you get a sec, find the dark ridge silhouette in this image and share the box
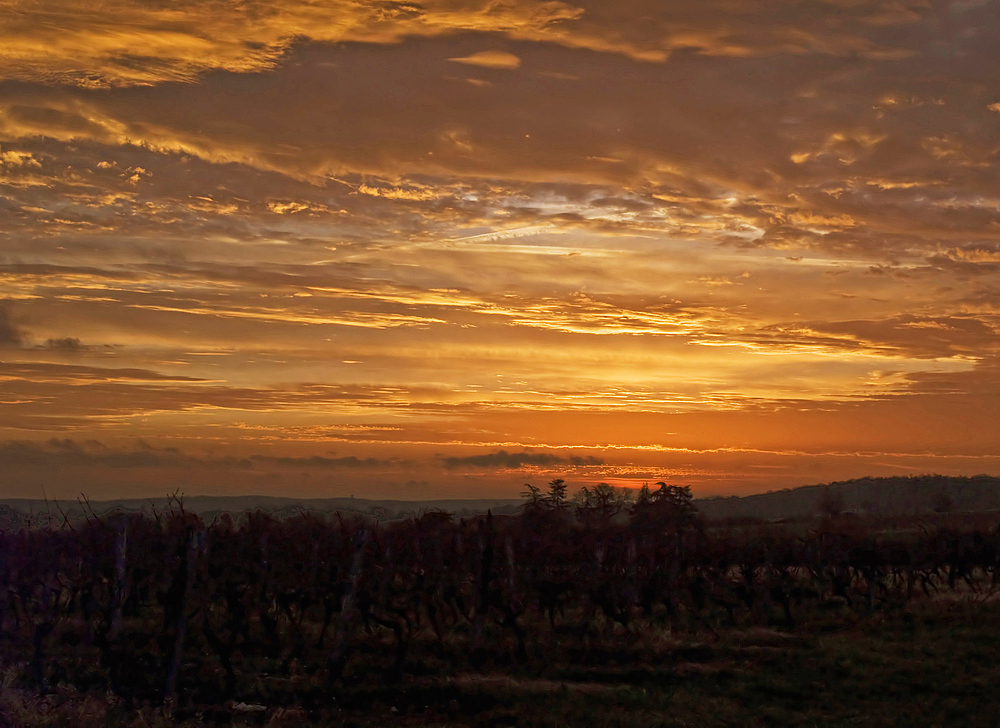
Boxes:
[2,474,998,530]
[0,495,525,529]
[696,474,1000,521]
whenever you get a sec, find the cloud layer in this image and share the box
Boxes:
[1,0,998,498]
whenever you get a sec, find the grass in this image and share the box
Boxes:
[4,597,1000,727]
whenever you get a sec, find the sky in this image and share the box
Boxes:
[1,0,999,501]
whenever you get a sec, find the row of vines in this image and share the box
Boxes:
[2,489,1000,711]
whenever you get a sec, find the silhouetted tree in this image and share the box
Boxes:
[631,482,700,533]
[575,483,632,524]
[521,483,543,508]
[546,478,568,510]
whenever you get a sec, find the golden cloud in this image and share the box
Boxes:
[448,50,522,69]
[0,0,601,88]
[0,0,937,90]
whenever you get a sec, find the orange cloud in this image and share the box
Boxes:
[449,50,522,69]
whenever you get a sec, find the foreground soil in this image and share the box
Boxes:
[4,596,999,728]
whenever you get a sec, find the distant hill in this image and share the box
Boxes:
[2,475,999,530]
[695,475,1000,521]
[0,494,524,529]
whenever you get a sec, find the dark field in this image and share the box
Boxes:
[3,487,1000,727]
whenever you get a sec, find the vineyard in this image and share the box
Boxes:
[3,483,1000,726]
